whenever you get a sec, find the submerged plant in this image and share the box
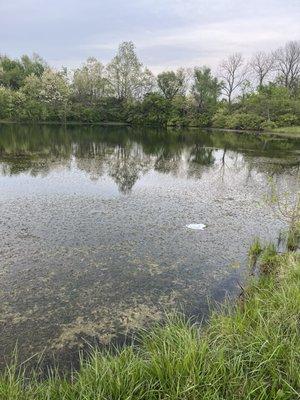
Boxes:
[1,252,300,400]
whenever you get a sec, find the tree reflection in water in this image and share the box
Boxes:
[0,124,299,194]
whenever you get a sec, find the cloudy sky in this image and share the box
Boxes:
[1,0,300,73]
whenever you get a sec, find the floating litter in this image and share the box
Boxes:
[186,223,206,230]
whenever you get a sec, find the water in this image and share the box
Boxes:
[0,123,299,370]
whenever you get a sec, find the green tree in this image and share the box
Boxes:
[241,83,299,124]
[72,57,110,105]
[127,93,170,125]
[107,41,154,101]
[21,69,70,121]
[157,69,186,100]
[192,67,221,113]
[0,87,13,119]
[0,56,25,89]
[0,54,46,89]
[20,54,47,78]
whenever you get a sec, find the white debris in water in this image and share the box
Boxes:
[186,223,206,230]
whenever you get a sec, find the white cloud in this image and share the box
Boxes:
[82,11,300,73]
[1,0,299,73]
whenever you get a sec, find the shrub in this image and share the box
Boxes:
[212,112,264,130]
[261,120,278,130]
[211,108,229,128]
[232,113,264,130]
[0,87,13,119]
[276,113,298,127]
[189,113,213,127]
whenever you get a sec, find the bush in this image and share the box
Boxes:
[0,87,13,119]
[232,113,264,130]
[167,116,188,127]
[276,113,298,127]
[189,113,212,127]
[212,108,229,128]
[261,120,278,130]
[212,111,264,131]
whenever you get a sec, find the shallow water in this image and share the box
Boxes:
[0,124,299,369]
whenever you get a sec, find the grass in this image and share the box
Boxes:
[248,237,263,272]
[0,252,300,399]
[287,222,300,251]
[269,126,300,138]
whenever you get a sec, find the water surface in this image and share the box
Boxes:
[0,124,299,369]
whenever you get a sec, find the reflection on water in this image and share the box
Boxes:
[0,124,299,370]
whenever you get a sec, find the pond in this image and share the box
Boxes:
[0,123,299,370]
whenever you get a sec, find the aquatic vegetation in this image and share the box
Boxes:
[248,237,263,272]
[0,251,299,399]
[0,127,299,399]
[259,243,278,275]
[287,221,300,251]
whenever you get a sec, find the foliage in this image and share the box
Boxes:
[0,86,13,119]
[261,120,278,130]
[0,41,299,132]
[157,69,187,100]
[16,69,69,121]
[128,93,171,125]
[72,57,110,105]
[106,41,154,101]
[212,111,264,130]
[0,53,46,89]
[276,113,299,127]
[192,67,221,125]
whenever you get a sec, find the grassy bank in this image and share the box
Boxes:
[269,126,300,138]
[1,251,299,400]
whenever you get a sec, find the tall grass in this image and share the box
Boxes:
[1,252,299,400]
[271,126,300,136]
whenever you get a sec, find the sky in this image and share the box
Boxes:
[1,0,300,73]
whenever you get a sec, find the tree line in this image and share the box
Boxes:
[0,40,299,130]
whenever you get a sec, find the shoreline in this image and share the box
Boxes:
[1,250,299,398]
[0,120,300,139]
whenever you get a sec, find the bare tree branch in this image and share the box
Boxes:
[219,53,247,106]
[273,41,300,92]
[250,51,274,89]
